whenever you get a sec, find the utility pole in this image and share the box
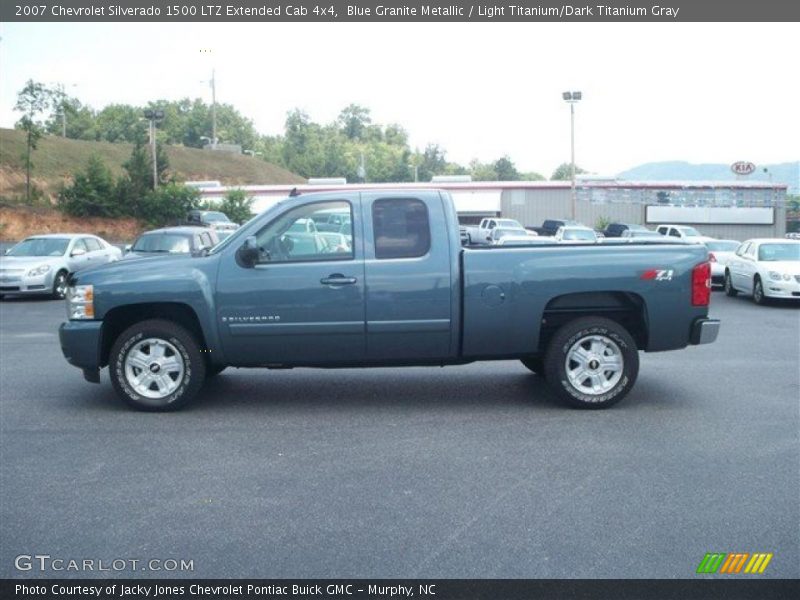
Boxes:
[562,91,582,220]
[143,109,165,190]
[210,68,217,148]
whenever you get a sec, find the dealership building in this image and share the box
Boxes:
[198,179,789,241]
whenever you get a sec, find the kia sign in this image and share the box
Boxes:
[731,161,756,176]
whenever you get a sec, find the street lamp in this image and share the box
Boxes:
[562,91,582,219]
[49,82,77,137]
[143,109,165,190]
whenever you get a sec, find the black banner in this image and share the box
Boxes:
[3,0,800,22]
[2,580,800,600]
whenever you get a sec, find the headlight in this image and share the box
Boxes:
[768,271,783,281]
[27,264,51,277]
[67,284,94,320]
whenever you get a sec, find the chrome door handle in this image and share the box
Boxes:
[320,275,357,286]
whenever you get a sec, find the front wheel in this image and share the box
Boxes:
[543,317,639,409]
[109,319,206,411]
[753,277,766,305]
[724,270,738,297]
[51,270,68,299]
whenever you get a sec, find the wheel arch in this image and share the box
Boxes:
[539,291,648,353]
[100,303,209,368]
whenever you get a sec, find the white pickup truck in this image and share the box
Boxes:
[462,217,526,245]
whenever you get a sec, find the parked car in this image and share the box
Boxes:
[604,223,649,238]
[463,218,525,245]
[489,226,533,245]
[1,234,121,299]
[59,189,718,412]
[123,227,219,260]
[704,240,741,287]
[317,232,352,253]
[554,226,599,244]
[538,219,581,237]
[496,235,551,246]
[723,238,800,304]
[656,224,710,242]
[186,210,240,233]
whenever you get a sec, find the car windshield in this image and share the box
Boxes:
[7,238,69,257]
[758,243,800,262]
[564,229,596,240]
[495,228,525,238]
[497,219,521,228]
[706,241,740,252]
[203,212,230,223]
[132,234,191,253]
[678,226,701,236]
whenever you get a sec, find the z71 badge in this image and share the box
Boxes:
[640,269,674,281]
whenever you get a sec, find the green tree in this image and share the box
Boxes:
[551,162,587,181]
[138,183,200,227]
[218,188,255,224]
[45,96,96,139]
[469,159,497,181]
[117,141,153,219]
[494,156,520,181]
[95,104,146,143]
[519,171,546,181]
[417,144,448,182]
[58,155,118,217]
[14,80,53,203]
[338,104,372,140]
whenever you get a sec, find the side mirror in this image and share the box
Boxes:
[238,236,260,267]
[71,248,86,257]
[124,244,132,253]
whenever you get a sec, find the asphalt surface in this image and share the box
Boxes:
[0,291,798,579]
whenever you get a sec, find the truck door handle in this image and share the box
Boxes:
[320,274,357,286]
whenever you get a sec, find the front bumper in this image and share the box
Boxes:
[0,272,53,295]
[59,320,103,381]
[690,318,721,345]
[763,279,800,299]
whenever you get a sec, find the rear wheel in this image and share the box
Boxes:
[724,270,737,297]
[51,270,68,299]
[753,276,766,305]
[110,319,205,411]
[520,357,545,377]
[543,317,639,409]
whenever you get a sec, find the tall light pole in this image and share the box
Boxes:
[562,91,582,220]
[49,82,77,137]
[202,69,218,148]
[143,109,165,190]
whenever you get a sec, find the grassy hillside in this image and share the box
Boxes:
[0,127,304,201]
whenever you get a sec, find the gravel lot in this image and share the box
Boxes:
[0,291,797,579]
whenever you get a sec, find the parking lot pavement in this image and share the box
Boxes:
[0,292,797,579]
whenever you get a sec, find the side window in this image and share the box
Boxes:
[669,228,681,238]
[372,198,431,260]
[199,232,212,248]
[253,200,353,263]
[71,239,88,253]
[487,220,496,229]
[84,238,102,252]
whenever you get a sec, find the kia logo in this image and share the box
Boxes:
[731,161,756,175]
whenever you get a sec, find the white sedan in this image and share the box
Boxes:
[704,239,741,287]
[0,234,122,299]
[724,238,800,304]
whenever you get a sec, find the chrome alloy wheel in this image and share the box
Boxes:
[564,334,624,396]
[124,338,185,399]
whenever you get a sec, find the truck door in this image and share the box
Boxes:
[215,195,366,365]
[361,192,452,361]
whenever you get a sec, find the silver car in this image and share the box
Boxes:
[0,234,121,299]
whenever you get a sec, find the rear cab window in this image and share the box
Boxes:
[372,198,431,259]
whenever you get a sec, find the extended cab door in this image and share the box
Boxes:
[215,195,366,366]
[361,191,453,361]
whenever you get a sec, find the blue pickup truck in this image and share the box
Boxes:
[59,189,719,411]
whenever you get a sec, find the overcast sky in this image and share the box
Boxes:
[0,22,797,176]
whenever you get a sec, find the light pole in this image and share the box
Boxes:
[201,69,217,149]
[562,91,582,220]
[143,109,165,190]
[50,82,77,137]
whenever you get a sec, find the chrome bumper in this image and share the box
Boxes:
[690,318,721,345]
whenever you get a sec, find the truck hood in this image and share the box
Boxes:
[70,253,208,286]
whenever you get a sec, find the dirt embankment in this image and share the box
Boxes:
[0,205,144,243]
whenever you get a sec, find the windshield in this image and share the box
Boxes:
[706,241,740,252]
[497,219,521,228]
[758,243,800,262]
[7,238,69,257]
[203,212,230,223]
[132,234,192,254]
[563,229,596,240]
[678,226,701,236]
[494,228,525,238]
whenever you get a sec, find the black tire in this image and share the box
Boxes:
[207,365,227,378]
[520,356,545,377]
[724,270,737,297]
[543,316,639,409]
[51,270,68,300]
[752,276,766,305]
[109,319,205,411]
